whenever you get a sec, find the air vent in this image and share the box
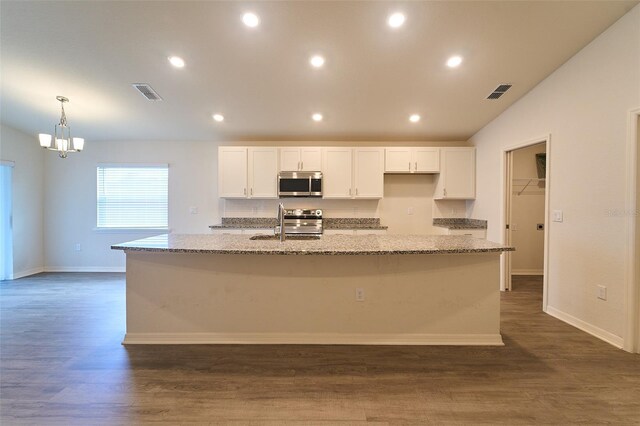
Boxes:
[132,83,163,101]
[486,83,512,100]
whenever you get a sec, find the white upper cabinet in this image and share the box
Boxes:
[384,147,439,173]
[322,148,353,198]
[218,147,248,198]
[279,147,322,171]
[248,147,278,198]
[354,148,384,199]
[323,148,384,199]
[414,148,440,173]
[434,147,476,199]
[385,148,412,172]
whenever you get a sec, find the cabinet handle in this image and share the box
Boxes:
[443,188,447,197]
[250,188,253,196]
[349,188,352,196]
[356,188,359,196]
[301,161,304,170]
[409,161,411,171]
[415,162,418,170]
[244,188,247,195]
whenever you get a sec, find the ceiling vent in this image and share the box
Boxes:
[132,83,163,101]
[486,83,512,100]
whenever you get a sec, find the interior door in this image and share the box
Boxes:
[0,162,14,280]
[504,151,514,291]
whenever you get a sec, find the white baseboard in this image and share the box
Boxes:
[123,332,504,346]
[512,269,544,276]
[545,305,624,349]
[44,266,125,273]
[11,266,45,279]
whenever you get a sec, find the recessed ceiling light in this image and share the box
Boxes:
[212,114,224,122]
[388,12,406,28]
[409,114,421,123]
[242,12,260,28]
[168,56,185,68]
[447,56,463,68]
[309,55,325,68]
[312,113,323,122]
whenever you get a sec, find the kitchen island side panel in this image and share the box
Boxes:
[124,252,501,345]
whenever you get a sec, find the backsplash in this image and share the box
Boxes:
[221,175,467,234]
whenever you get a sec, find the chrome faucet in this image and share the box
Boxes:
[277,203,286,242]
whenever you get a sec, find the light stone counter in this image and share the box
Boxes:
[112,233,513,255]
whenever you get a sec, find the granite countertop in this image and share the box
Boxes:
[112,234,513,256]
[433,218,488,230]
[209,217,388,230]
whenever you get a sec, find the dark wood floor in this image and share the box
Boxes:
[1,273,639,425]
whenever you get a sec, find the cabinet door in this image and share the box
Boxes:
[414,148,440,173]
[248,147,278,198]
[218,147,248,198]
[354,148,384,198]
[322,148,353,198]
[300,148,322,171]
[437,148,476,199]
[384,148,412,173]
[279,148,301,171]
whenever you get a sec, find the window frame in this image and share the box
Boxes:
[95,163,169,232]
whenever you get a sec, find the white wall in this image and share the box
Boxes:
[0,124,45,278]
[511,143,546,274]
[43,140,219,271]
[225,174,467,235]
[469,5,640,344]
[43,140,469,270]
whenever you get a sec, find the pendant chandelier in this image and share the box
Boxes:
[38,96,84,158]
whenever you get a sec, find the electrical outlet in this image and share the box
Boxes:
[189,206,199,214]
[407,207,414,215]
[74,243,81,252]
[597,285,607,301]
[355,288,365,302]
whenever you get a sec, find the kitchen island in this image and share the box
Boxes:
[112,234,513,345]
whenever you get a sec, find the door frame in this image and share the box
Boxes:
[624,107,640,353]
[500,135,551,311]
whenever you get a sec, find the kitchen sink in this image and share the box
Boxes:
[249,234,322,241]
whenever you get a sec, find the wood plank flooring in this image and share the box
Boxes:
[1,273,639,425]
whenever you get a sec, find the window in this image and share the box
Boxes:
[97,164,168,229]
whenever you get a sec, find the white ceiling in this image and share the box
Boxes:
[1,1,637,143]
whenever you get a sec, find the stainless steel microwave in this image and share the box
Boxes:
[278,171,322,197]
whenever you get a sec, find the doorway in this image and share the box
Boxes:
[0,161,14,280]
[503,137,550,310]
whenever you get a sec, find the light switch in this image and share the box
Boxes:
[552,210,563,222]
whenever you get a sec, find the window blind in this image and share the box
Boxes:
[97,165,168,228]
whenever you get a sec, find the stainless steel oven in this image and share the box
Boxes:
[278,171,322,197]
[283,209,323,234]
